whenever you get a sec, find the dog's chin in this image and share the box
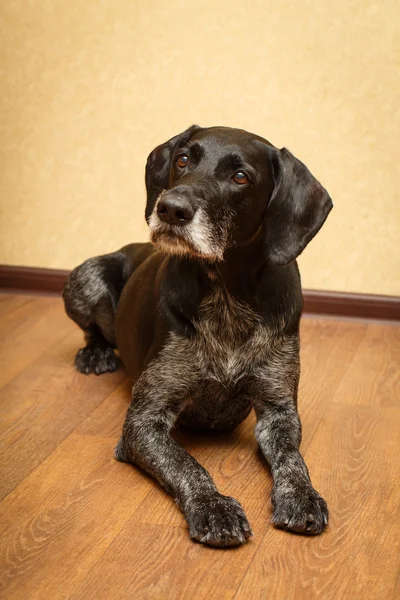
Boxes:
[150,229,194,257]
[149,227,222,262]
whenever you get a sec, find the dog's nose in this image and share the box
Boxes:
[157,197,194,225]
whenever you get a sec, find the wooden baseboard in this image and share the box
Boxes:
[302,289,400,321]
[0,265,70,295]
[0,264,399,321]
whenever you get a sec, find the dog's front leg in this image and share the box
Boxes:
[252,335,328,535]
[115,359,252,547]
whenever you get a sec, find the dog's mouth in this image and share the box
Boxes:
[148,209,225,262]
[150,225,198,256]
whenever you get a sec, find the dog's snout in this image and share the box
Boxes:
[157,196,195,225]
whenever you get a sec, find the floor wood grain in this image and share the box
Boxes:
[0,293,399,599]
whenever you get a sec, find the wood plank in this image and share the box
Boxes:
[0,434,152,599]
[298,316,367,447]
[0,328,82,440]
[0,295,56,339]
[72,518,254,600]
[0,296,76,388]
[332,322,400,407]
[234,404,400,599]
[0,329,126,500]
[0,293,32,316]
[75,377,133,438]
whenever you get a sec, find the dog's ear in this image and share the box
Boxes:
[264,147,333,265]
[145,125,201,222]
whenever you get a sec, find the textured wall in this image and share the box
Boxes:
[1,0,399,294]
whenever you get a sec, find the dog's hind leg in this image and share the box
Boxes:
[63,251,128,375]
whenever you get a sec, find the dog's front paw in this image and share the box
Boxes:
[184,493,252,547]
[271,482,328,535]
[75,344,118,375]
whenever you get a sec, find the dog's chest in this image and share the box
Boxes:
[194,288,268,384]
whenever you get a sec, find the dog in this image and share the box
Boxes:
[63,125,333,547]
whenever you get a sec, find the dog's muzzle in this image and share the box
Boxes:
[149,192,225,262]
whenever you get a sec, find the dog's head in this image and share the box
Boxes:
[145,125,332,265]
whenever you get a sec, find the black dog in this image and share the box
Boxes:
[63,125,332,547]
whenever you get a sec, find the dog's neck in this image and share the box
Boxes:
[206,228,267,297]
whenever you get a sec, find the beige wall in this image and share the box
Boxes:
[1,0,399,295]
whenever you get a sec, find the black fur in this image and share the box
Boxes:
[63,125,332,547]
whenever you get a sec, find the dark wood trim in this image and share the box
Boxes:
[0,265,69,295]
[303,290,400,321]
[1,264,399,321]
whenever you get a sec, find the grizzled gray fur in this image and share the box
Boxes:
[63,125,332,547]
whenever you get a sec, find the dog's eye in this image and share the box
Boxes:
[233,171,249,185]
[177,154,189,168]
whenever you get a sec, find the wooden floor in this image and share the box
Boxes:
[0,293,399,600]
